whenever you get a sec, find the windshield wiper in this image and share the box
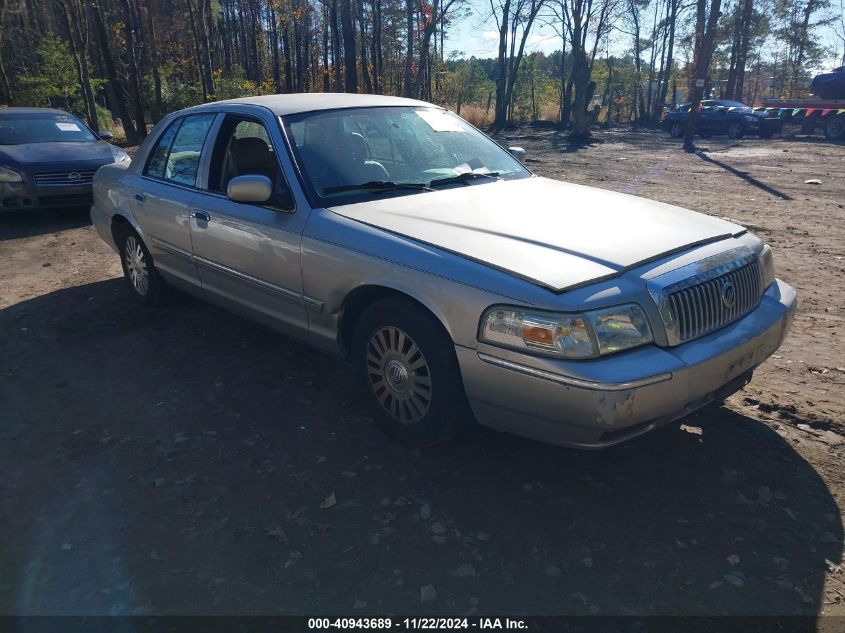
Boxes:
[429,172,500,188]
[323,180,433,195]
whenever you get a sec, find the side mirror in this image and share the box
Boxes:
[227,174,273,204]
[508,146,526,163]
[97,131,114,141]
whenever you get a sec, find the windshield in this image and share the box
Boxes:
[283,106,530,204]
[0,112,96,145]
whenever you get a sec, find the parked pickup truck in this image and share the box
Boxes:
[663,99,784,140]
[90,94,796,448]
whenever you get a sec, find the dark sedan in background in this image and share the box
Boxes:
[0,107,129,211]
[663,99,783,140]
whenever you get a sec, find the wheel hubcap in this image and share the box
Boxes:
[366,326,432,424]
[124,235,149,296]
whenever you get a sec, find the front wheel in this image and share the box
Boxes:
[669,122,684,139]
[727,122,745,139]
[351,298,469,446]
[117,226,163,305]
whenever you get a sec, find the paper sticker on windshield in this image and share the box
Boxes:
[55,122,81,132]
[415,110,465,132]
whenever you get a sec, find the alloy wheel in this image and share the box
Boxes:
[365,325,432,424]
[728,123,743,139]
[124,235,149,296]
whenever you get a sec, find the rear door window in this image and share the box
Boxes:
[145,114,216,186]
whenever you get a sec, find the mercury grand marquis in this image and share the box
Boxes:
[90,94,796,448]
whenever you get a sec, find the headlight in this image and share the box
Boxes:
[479,303,653,359]
[759,245,775,289]
[586,304,654,355]
[0,166,23,182]
[111,147,130,163]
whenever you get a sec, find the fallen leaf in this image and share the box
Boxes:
[320,492,337,509]
[265,525,290,545]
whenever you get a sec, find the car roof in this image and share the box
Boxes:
[0,107,72,115]
[179,93,437,116]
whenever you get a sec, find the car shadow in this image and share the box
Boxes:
[1,279,841,619]
[0,206,92,241]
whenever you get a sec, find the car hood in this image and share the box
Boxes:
[328,176,744,292]
[0,141,115,168]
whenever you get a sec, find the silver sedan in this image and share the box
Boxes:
[90,94,796,448]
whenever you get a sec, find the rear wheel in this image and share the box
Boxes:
[825,115,845,140]
[351,298,468,446]
[669,122,684,139]
[116,226,163,305]
[727,122,745,139]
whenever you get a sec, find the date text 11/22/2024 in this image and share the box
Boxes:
[307,618,528,630]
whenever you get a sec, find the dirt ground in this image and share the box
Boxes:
[1,129,843,622]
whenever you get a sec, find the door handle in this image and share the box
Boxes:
[134,192,145,203]
[191,210,211,222]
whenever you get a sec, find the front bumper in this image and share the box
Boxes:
[1,181,93,211]
[457,279,796,448]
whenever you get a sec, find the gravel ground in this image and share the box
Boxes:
[0,128,843,620]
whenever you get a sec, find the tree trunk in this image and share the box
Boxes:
[341,0,357,92]
[493,0,511,128]
[371,0,382,93]
[403,0,414,96]
[90,0,139,142]
[683,0,723,152]
[271,3,283,93]
[733,0,754,101]
[656,0,678,111]
[120,0,146,138]
[58,0,99,131]
[330,0,342,90]
[0,0,12,103]
[142,3,163,122]
[358,0,372,93]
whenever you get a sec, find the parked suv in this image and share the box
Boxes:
[663,100,783,140]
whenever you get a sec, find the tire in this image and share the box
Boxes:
[669,122,684,139]
[727,122,745,139]
[351,298,468,446]
[116,225,163,306]
[825,115,845,141]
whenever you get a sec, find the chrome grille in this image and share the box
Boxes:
[33,169,96,187]
[667,259,763,342]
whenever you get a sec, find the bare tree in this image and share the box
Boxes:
[683,0,723,152]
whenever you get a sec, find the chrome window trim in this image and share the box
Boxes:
[477,353,673,392]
